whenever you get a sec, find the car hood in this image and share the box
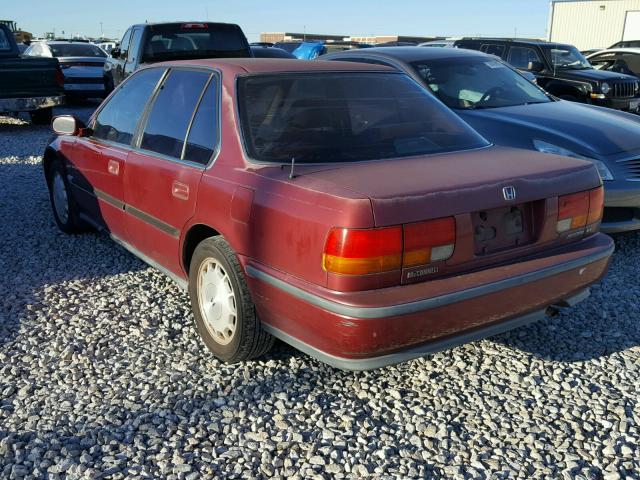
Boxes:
[554,67,636,82]
[459,101,640,156]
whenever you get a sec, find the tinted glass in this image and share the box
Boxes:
[481,44,505,57]
[143,24,249,61]
[543,45,591,69]
[507,46,543,69]
[120,29,132,55]
[184,80,218,164]
[412,57,550,110]
[590,53,640,75]
[141,69,211,159]
[129,28,142,60]
[238,72,488,163]
[93,68,164,145]
[0,29,10,51]
[49,43,107,58]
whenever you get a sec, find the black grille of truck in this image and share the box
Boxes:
[612,81,637,98]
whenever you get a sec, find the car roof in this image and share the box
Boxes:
[46,40,98,45]
[129,21,241,28]
[457,38,571,48]
[588,48,640,56]
[323,46,487,62]
[155,58,396,74]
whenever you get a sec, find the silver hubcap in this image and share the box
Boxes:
[198,258,237,345]
[52,172,69,224]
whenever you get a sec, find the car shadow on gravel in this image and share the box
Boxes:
[491,231,640,362]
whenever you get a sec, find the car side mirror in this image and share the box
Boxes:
[52,115,90,136]
[111,47,120,59]
[528,61,544,72]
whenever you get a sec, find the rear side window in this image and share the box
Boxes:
[140,69,211,159]
[184,80,219,164]
[93,68,164,145]
[480,44,505,57]
[0,29,11,52]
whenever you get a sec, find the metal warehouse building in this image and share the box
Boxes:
[549,0,640,50]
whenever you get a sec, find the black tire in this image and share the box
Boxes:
[189,237,274,363]
[46,159,85,234]
[29,107,53,125]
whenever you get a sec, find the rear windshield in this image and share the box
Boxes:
[49,43,106,57]
[0,29,12,52]
[238,72,489,163]
[143,23,249,61]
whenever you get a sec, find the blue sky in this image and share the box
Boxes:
[6,0,551,42]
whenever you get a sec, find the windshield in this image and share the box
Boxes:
[411,57,550,110]
[543,45,591,69]
[238,72,489,163]
[143,24,249,61]
[49,43,107,58]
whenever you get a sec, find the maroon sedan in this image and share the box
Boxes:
[44,59,613,370]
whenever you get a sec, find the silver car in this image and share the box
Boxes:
[24,41,107,99]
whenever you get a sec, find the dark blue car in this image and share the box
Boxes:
[322,47,640,233]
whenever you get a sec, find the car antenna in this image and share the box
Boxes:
[289,157,297,179]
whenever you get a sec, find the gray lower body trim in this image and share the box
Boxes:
[263,289,589,371]
[245,242,613,320]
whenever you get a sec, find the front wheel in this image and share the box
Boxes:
[46,160,85,234]
[189,237,274,363]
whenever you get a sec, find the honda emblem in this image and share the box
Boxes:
[502,186,516,201]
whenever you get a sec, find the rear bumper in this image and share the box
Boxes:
[245,233,614,370]
[0,95,64,113]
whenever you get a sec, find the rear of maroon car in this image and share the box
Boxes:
[232,65,613,369]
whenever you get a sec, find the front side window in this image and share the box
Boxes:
[591,53,640,75]
[543,45,591,70]
[49,43,106,58]
[412,57,550,110]
[93,68,164,145]
[507,46,543,70]
[119,28,132,57]
[238,72,488,163]
[140,69,211,159]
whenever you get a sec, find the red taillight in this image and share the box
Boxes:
[323,227,402,275]
[557,186,603,233]
[323,216,456,276]
[55,66,65,87]
[403,217,456,266]
[181,23,208,29]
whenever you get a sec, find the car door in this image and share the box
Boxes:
[112,28,132,85]
[69,67,165,238]
[123,67,217,276]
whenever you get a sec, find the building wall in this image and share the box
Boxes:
[550,0,640,50]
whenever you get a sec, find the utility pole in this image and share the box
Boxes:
[100,22,103,38]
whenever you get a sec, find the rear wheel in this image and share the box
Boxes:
[46,160,85,234]
[189,237,274,363]
[29,107,53,125]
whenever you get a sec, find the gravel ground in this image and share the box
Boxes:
[1,106,639,480]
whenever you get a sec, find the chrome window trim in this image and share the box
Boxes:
[87,65,222,171]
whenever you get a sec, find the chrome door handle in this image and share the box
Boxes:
[107,160,120,176]
[172,181,189,200]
